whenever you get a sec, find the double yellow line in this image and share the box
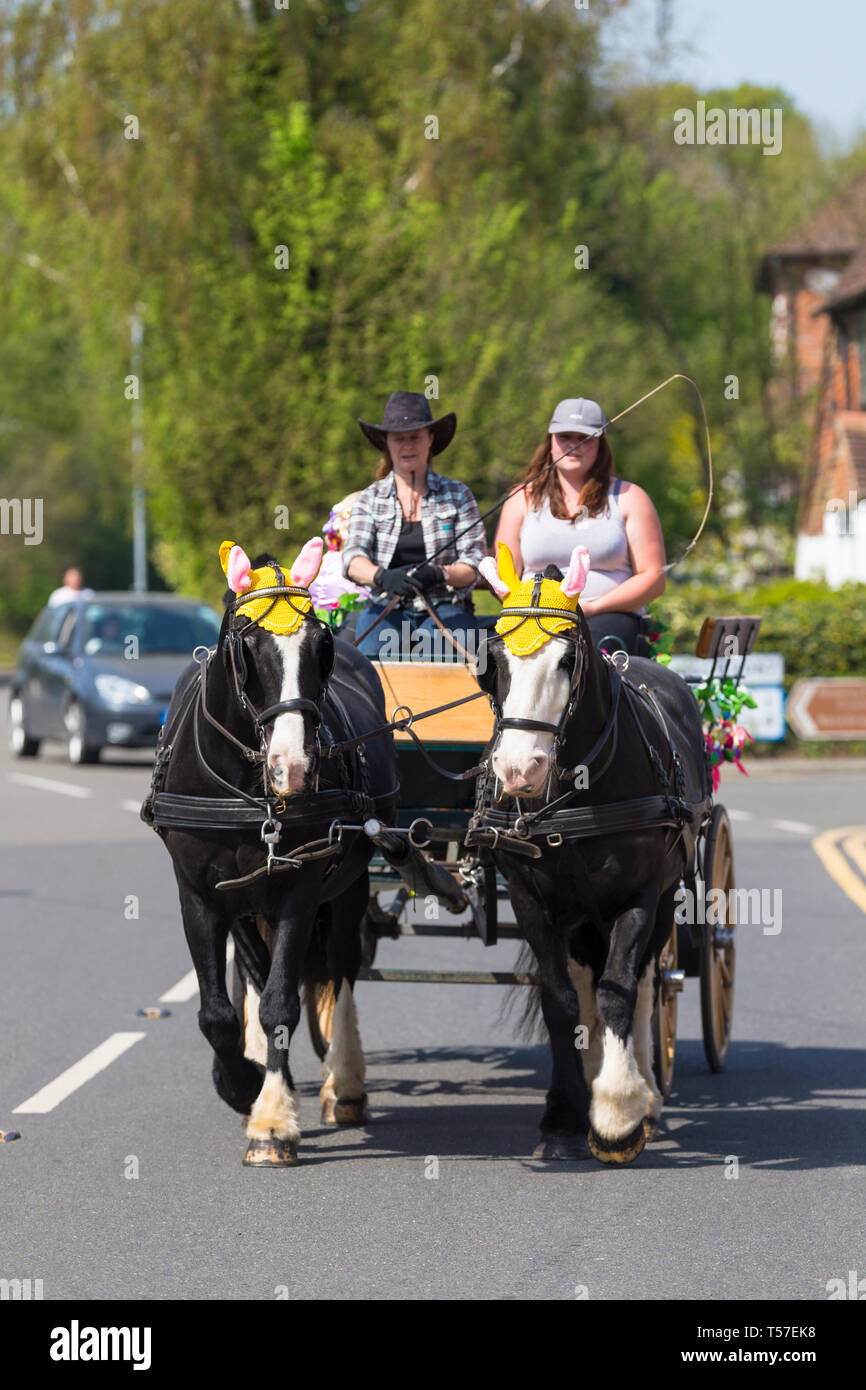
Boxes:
[812,827,866,916]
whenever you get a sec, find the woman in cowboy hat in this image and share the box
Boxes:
[343,391,486,660]
[494,397,666,655]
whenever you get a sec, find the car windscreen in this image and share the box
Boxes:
[80,604,221,657]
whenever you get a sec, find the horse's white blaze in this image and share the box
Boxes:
[632,961,663,1120]
[492,641,570,796]
[321,981,365,1103]
[267,633,310,794]
[590,1027,649,1140]
[246,1070,300,1142]
[567,960,603,1089]
[243,982,268,1066]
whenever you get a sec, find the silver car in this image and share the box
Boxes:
[8,593,222,764]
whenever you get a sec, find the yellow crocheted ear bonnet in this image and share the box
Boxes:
[493,544,581,657]
[219,540,322,636]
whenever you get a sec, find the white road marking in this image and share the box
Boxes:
[8,772,92,799]
[159,940,235,1003]
[120,799,142,813]
[13,1032,146,1114]
[724,809,816,835]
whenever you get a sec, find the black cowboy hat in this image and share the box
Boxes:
[357,391,457,455]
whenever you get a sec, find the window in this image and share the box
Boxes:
[27,607,65,645]
[853,308,866,410]
[81,603,221,656]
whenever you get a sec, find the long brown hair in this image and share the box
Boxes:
[519,434,614,519]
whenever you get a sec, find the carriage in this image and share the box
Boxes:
[305,612,758,1105]
[146,534,758,1165]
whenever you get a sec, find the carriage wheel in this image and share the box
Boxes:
[652,925,681,1101]
[700,805,736,1072]
[306,982,336,1062]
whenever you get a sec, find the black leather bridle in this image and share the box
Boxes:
[467,588,709,858]
[481,575,601,782]
[224,581,333,732]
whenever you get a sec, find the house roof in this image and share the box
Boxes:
[767,169,866,257]
[756,169,866,290]
[820,245,866,313]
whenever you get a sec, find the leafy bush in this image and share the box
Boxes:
[653,579,866,685]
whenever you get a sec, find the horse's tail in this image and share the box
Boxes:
[497,941,546,1043]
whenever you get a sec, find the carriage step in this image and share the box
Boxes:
[356,967,535,986]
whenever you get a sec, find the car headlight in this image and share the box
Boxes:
[94,674,152,706]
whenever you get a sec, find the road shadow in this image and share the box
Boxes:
[295,1039,866,1170]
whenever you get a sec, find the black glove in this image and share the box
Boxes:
[373,566,418,599]
[407,562,446,593]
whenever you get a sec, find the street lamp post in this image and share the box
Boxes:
[130,306,147,593]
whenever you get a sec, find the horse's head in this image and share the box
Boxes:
[476,543,590,798]
[219,536,334,796]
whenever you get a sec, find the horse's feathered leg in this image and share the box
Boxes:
[320,872,369,1125]
[588,888,659,1165]
[244,882,316,1166]
[176,881,263,1116]
[533,983,592,1160]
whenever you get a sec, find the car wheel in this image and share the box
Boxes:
[8,694,40,758]
[64,701,100,765]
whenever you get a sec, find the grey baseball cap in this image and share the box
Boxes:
[548,397,608,436]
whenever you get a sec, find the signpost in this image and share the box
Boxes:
[786,679,866,740]
[668,653,787,742]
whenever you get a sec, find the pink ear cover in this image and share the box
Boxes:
[560,545,590,598]
[290,537,324,589]
[227,545,253,593]
[479,556,510,599]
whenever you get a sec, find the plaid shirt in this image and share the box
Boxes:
[342,467,487,605]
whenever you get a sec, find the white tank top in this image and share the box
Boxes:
[519,479,638,605]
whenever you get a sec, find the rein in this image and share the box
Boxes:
[351,371,715,651]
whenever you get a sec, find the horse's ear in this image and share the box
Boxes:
[496,542,520,594]
[290,536,324,588]
[479,556,510,600]
[220,541,253,594]
[561,545,590,598]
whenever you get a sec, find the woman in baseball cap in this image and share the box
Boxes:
[493,397,667,656]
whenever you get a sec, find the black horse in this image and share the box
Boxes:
[472,546,711,1165]
[142,539,397,1166]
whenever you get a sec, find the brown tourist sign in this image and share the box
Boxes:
[787,679,866,739]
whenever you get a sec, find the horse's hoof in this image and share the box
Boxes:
[321,1093,368,1126]
[532,1133,591,1160]
[643,1117,663,1143]
[242,1136,299,1167]
[587,1119,647,1166]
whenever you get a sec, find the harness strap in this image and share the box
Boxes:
[466,794,713,851]
[146,787,386,831]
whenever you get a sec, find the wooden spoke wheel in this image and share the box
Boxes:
[652,924,682,1100]
[306,981,336,1062]
[700,805,736,1072]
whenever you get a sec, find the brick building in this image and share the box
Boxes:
[757,171,866,586]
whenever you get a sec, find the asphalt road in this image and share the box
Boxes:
[1,724,864,1301]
